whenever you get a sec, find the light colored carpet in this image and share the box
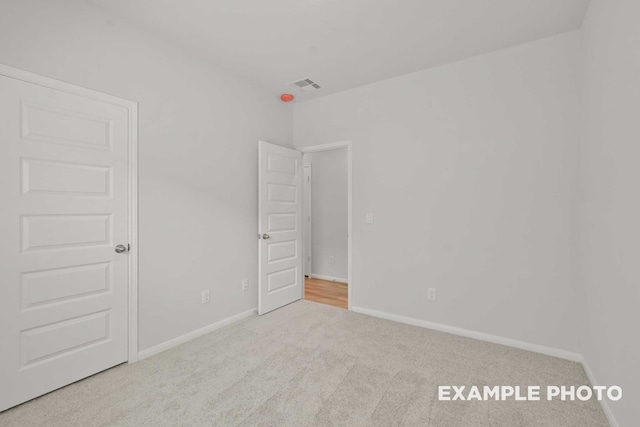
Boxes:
[0,300,609,426]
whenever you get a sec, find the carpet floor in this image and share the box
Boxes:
[0,300,609,426]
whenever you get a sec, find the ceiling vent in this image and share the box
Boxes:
[287,77,322,93]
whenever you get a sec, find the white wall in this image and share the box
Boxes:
[304,149,348,281]
[0,0,292,352]
[294,32,582,352]
[579,1,640,424]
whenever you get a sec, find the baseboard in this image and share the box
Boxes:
[352,306,618,425]
[350,306,582,362]
[310,273,348,284]
[579,356,619,427]
[137,307,257,360]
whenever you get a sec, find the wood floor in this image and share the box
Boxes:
[304,277,348,309]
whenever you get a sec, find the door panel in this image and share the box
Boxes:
[21,158,112,197]
[258,141,303,315]
[0,74,130,411]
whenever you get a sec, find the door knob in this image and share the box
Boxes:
[115,244,128,253]
[262,234,270,240]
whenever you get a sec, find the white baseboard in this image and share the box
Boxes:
[310,273,348,284]
[137,307,256,360]
[350,306,582,362]
[579,356,619,427]
[351,305,619,426]
[134,303,618,426]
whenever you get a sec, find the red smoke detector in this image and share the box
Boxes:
[280,93,294,102]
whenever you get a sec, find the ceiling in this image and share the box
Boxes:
[89,0,590,101]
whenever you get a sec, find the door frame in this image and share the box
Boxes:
[0,63,140,363]
[303,163,312,282]
[299,141,353,310]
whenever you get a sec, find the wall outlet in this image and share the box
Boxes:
[242,279,249,291]
[201,290,211,304]
[366,213,374,224]
[329,256,335,264]
[427,288,436,301]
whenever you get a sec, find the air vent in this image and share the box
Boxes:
[287,77,322,93]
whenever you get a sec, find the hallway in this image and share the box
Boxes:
[304,277,348,309]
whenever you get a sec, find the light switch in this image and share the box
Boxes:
[366,213,374,224]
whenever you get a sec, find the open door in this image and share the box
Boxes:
[258,141,303,315]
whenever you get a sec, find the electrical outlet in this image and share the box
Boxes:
[427,288,436,301]
[329,256,335,264]
[366,213,374,224]
[242,279,249,291]
[202,290,210,304]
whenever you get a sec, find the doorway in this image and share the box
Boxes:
[257,140,352,315]
[301,147,349,309]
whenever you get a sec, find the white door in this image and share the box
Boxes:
[258,141,303,315]
[302,164,312,277]
[0,73,130,411]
